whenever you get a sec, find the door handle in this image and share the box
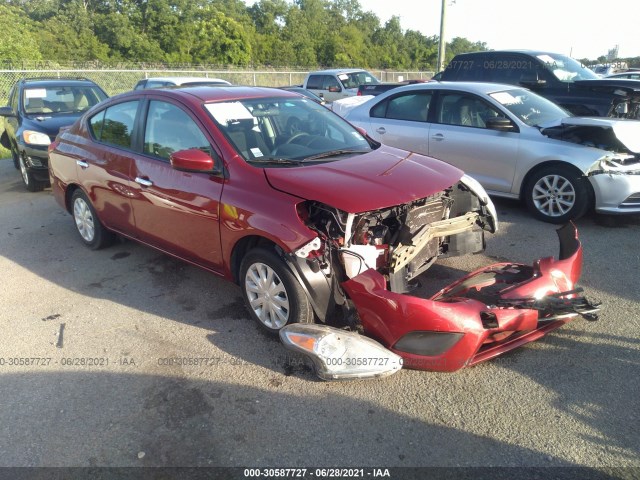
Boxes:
[376,127,386,134]
[135,177,153,187]
[431,133,444,141]
[76,160,89,168]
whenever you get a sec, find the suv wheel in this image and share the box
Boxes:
[71,189,115,249]
[11,146,19,170]
[18,154,45,192]
[524,165,590,223]
[240,248,314,334]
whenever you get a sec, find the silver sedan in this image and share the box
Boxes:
[342,82,640,223]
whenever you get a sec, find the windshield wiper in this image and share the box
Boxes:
[247,157,304,166]
[304,149,369,161]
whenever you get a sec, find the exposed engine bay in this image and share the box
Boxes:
[285,177,497,323]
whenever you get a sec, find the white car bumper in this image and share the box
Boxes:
[590,173,640,214]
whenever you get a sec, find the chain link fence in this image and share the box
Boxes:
[0,66,434,104]
[0,65,433,156]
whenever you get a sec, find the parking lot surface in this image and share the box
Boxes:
[0,158,638,473]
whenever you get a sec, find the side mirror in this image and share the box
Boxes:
[170,148,219,174]
[485,117,516,132]
[0,106,15,117]
[328,86,342,93]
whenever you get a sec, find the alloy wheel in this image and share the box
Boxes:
[531,174,576,218]
[73,197,96,242]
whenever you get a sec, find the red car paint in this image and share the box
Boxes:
[48,86,595,373]
[342,224,586,371]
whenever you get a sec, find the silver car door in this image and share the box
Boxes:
[428,92,520,194]
[364,91,432,154]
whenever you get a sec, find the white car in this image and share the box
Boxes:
[133,76,231,90]
[342,82,640,223]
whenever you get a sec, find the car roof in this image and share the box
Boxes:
[308,69,371,75]
[142,76,231,85]
[111,86,299,104]
[20,78,101,87]
[389,81,530,95]
[452,50,570,57]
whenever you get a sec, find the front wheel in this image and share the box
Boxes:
[11,146,19,170]
[71,189,115,250]
[240,248,314,334]
[524,165,590,223]
[18,153,45,192]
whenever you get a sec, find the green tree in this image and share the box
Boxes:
[0,4,43,61]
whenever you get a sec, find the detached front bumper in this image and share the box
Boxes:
[342,223,599,372]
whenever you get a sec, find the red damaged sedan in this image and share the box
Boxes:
[48,86,598,380]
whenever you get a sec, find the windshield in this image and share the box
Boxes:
[338,71,380,89]
[490,88,571,126]
[536,53,599,82]
[23,85,107,116]
[205,96,372,166]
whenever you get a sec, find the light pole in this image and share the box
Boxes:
[436,0,455,72]
[436,0,447,72]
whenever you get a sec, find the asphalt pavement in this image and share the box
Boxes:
[0,158,638,476]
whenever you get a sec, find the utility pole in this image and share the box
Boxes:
[436,0,447,72]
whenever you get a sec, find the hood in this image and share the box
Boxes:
[23,113,83,139]
[264,145,463,213]
[540,117,640,154]
[575,79,640,99]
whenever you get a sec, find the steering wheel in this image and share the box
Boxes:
[284,132,313,145]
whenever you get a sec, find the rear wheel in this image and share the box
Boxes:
[240,248,314,334]
[71,189,115,250]
[524,165,590,223]
[18,153,45,192]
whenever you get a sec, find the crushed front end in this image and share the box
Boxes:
[342,223,599,371]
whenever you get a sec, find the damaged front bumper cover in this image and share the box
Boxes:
[338,223,600,373]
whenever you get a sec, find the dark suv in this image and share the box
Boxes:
[0,78,108,191]
[439,50,640,118]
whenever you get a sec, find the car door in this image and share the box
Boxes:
[362,90,433,154]
[128,98,225,271]
[428,91,520,194]
[82,100,140,234]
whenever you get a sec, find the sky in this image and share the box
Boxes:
[355,0,639,60]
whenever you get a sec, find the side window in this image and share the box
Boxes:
[325,75,341,90]
[437,93,500,128]
[8,86,18,111]
[370,92,432,122]
[89,101,138,148]
[305,75,322,90]
[143,101,210,161]
[488,55,539,85]
[445,55,485,81]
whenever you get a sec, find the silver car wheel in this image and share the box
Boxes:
[73,197,96,242]
[19,155,29,186]
[531,174,576,218]
[244,262,290,329]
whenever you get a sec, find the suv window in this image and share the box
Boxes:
[444,55,486,81]
[305,75,323,90]
[371,92,432,122]
[144,101,210,160]
[89,101,139,148]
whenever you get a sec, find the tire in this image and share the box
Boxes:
[240,247,314,334]
[11,146,19,170]
[18,153,45,192]
[71,189,115,250]
[524,165,590,224]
